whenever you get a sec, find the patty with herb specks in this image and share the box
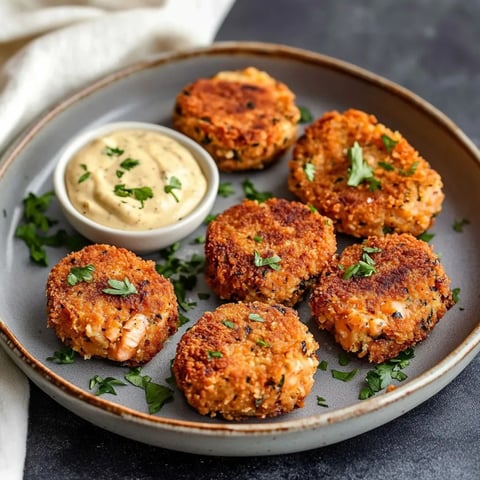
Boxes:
[46,244,178,365]
[204,197,336,306]
[309,233,454,363]
[288,109,445,238]
[173,301,319,420]
[173,66,300,172]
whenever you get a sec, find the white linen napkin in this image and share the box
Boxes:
[0,1,234,478]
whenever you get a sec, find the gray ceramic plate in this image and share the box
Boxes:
[1,42,479,456]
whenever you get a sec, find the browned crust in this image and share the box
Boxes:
[173,67,300,172]
[205,197,337,306]
[288,109,445,237]
[173,301,319,420]
[309,233,454,363]
[46,244,178,365]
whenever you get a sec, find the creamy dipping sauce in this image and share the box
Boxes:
[65,129,208,230]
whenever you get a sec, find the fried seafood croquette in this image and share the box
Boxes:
[205,197,336,306]
[173,301,319,420]
[46,244,178,365]
[288,109,445,238]
[173,66,300,172]
[309,233,454,363]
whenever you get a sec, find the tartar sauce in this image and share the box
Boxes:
[65,129,208,230]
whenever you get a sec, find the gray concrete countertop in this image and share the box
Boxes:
[24,1,479,478]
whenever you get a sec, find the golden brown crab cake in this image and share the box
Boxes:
[173,301,319,420]
[173,66,300,172]
[204,197,336,306]
[309,233,454,363]
[46,244,178,365]
[288,109,445,238]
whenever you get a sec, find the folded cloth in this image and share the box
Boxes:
[0,1,234,478]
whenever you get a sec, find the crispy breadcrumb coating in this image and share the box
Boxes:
[288,109,445,237]
[173,301,319,420]
[173,66,300,172]
[205,197,336,306]
[309,233,454,363]
[46,244,178,365]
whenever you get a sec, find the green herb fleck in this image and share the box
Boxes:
[78,164,91,183]
[204,213,218,225]
[256,338,271,348]
[399,161,419,177]
[207,350,223,360]
[253,250,281,271]
[318,360,328,371]
[304,162,316,182]
[222,320,236,329]
[104,146,124,157]
[193,235,206,244]
[248,313,265,322]
[163,176,182,202]
[338,351,350,366]
[331,368,359,382]
[359,348,414,399]
[242,178,273,203]
[347,142,375,188]
[67,264,95,286]
[417,231,435,242]
[114,184,153,208]
[47,347,76,364]
[120,158,140,170]
[381,134,398,153]
[298,105,313,123]
[316,395,328,407]
[89,375,126,396]
[378,161,394,171]
[198,292,210,300]
[343,245,382,280]
[452,287,460,304]
[453,218,470,233]
[102,277,137,296]
[125,367,173,414]
[218,182,235,197]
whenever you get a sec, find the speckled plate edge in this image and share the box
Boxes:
[1,41,479,456]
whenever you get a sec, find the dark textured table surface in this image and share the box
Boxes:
[24,1,479,479]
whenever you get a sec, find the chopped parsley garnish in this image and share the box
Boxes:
[318,360,328,371]
[378,161,394,171]
[298,105,313,123]
[114,184,153,208]
[16,191,85,266]
[197,292,210,300]
[331,368,359,382]
[347,141,380,190]
[303,162,316,182]
[256,338,271,348]
[399,161,419,177]
[381,134,398,153]
[222,320,236,329]
[453,218,470,232]
[193,235,206,244]
[359,348,414,399]
[67,264,95,286]
[120,158,140,170]
[102,277,137,296]
[342,246,382,280]
[218,182,235,197]
[316,396,328,407]
[47,347,76,364]
[89,375,126,396]
[248,313,265,322]
[155,243,205,322]
[164,176,182,202]
[242,178,273,203]
[207,350,223,360]
[338,352,350,366]
[78,164,91,183]
[253,250,281,271]
[104,146,124,157]
[452,287,460,304]
[203,213,218,225]
[417,231,435,242]
[125,367,173,414]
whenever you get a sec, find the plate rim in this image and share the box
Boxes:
[1,40,479,439]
